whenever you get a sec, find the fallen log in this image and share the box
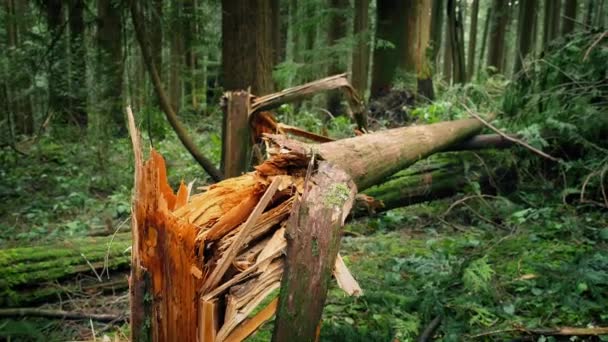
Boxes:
[0,152,513,309]
[0,233,130,308]
[126,96,487,342]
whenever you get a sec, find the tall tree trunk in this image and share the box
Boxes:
[487,0,508,73]
[47,0,70,125]
[270,0,285,66]
[400,0,419,74]
[149,0,163,80]
[326,0,349,115]
[584,0,594,26]
[543,0,561,48]
[416,0,434,101]
[371,0,406,97]
[562,0,578,35]
[183,0,197,110]
[6,0,34,134]
[447,0,466,83]
[351,0,370,98]
[69,0,87,127]
[513,0,538,75]
[222,0,274,95]
[442,15,453,83]
[477,6,491,76]
[466,0,480,81]
[169,2,183,113]
[97,0,124,134]
[430,0,445,68]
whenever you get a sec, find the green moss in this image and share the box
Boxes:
[324,183,351,208]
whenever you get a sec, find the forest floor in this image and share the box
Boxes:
[1,111,606,341]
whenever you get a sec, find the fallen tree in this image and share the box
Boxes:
[0,153,512,309]
[126,99,488,341]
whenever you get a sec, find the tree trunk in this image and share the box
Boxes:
[416,0,434,101]
[371,0,407,98]
[149,0,163,83]
[543,0,561,48]
[562,0,577,35]
[221,91,252,177]
[6,0,34,134]
[430,0,445,68]
[326,0,349,116]
[513,0,538,75]
[351,0,370,99]
[270,0,285,66]
[585,0,595,26]
[477,6,491,77]
[447,0,466,83]
[169,1,183,113]
[69,0,87,127]
[442,15,453,83]
[47,0,70,125]
[487,0,508,73]
[401,0,419,74]
[97,0,125,134]
[183,0,198,110]
[222,0,274,95]
[466,0,480,81]
[0,233,131,308]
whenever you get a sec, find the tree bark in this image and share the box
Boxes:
[447,0,466,83]
[467,0,480,81]
[401,0,419,74]
[47,0,70,126]
[69,0,87,127]
[477,6,492,77]
[97,0,125,134]
[273,163,356,342]
[326,0,349,116]
[169,1,183,113]
[351,0,370,99]
[430,0,445,68]
[416,0,435,101]
[222,0,274,95]
[221,91,252,177]
[562,0,578,35]
[543,0,561,48]
[442,14,453,83]
[371,0,407,97]
[487,0,508,73]
[513,0,538,75]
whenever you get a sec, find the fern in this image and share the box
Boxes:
[462,256,495,294]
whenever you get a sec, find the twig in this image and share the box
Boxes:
[584,31,608,61]
[102,216,130,279]
[80,253,103,282]
[417,316,442,342]
[462,104,560,162]
[0,308,125,322]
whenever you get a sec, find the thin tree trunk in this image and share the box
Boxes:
[442,15,453,83]
[222,0,274,95]
[351,0,370,98]
[477,6,491,77]
[562,0,578,35]
[514,0,538,75]
[47,0,70,125]
[97,0,125,134]
[466,0,480,81]
[149,0,163,80]
[169,2,183,113]
[487,0,508,73]
[326,0,349,115]
[401,0,419,74]
[416,0,434,101]
[183,0,197,110]
[430,0,445,68]
[69,0,87,127]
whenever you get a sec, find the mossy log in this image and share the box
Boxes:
[0,233,130,307]
[360,152,513,214]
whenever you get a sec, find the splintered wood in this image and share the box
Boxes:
[129,144,361,341]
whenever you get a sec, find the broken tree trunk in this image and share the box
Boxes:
[127,98,487,341]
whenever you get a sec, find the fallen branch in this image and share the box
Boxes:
[129,1,223,182]
[463,104,560,162]
[0,308,125,322]
[470,326,608,338]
